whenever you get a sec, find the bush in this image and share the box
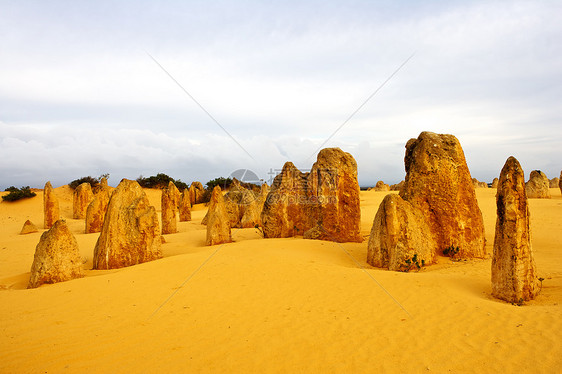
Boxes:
[136,173,189,190]
[69,173,109,190]
[2,186,36,201]
[205,177,233,190]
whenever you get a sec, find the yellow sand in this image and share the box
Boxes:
[0,186,560,373]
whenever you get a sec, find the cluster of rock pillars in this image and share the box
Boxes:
[26,131,557,304]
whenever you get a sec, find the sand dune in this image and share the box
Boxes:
[0,187,560,373]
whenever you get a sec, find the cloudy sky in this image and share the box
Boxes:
[1,0,561,189]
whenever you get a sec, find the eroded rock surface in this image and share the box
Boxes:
[492,156,539,302]
[93,179,162,269]
[28,220,84,288]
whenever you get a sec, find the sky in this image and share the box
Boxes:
[1,0,561,189]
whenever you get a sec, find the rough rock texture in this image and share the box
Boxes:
[261,148,362,243]
[20,220,38,235]
[161,182,180,234]
[303,148,362,242]
[73,182,94,219]
[92,177,109,194]
[390,181,404,191]
[43,181,60,229]
[491,178,499,188]
[560,171,562,195]
[27,220,84,288]
[367,194,436,271]
[525,170,551,199]
[373,181,390,192]
[201,183,257,227]
[261,162,308,238]
[399,132,486,259]
[492,157,539,302]
[85,186,111,234]
[179,189,192,222]
[548,177,559,188]
[93,179,162,270]
[189,182,205,205]
[239,184,269,228]
[206,186,231,246]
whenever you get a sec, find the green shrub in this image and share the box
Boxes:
[69,173,109,190]
[205,177,233,190]
[443,245,460,259]
[2,186,36,201]
[399,253,425,272]
[136,173,189,190]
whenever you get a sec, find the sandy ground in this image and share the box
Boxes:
[0,186,561,373]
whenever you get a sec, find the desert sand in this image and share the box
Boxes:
[0,186,561,373]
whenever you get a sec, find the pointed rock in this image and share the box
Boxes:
[491,178,499,188]
[28,220,84,288]
[261,162,308,238]
[93,179,162,269]
[161,181,180,234]
[43,181,60,229]
[525,170,551,198]
[73,182,94,219]
[85,187,111,234]
[206,186,231,246]
[20,220,38,235]
[179,188,192,222]
[492,157,539,302]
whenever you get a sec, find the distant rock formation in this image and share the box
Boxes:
[28,220,84,288]
[261,148,362,243]
[161,181,180,234]
[492,157,539,302]
[525,170,551,199]
[368,132,486,269]
[390,181,404,191]
[179,189,192,222]
[367,194,436,271]
[548,177,559,188]
[73,182,94,219]
[93,179,162,270]
[85,183,111,234]
[472,178,488,188]
[206,186,231,246]
[373,181,390,191]
[43,181,60,229]
[20,220,38,235]
[189,182,205,205]
[559,171,562,195]
[491,178,499,188]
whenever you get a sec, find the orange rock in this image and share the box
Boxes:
[43,181,60,229]
[206,186,231,246]
[28,220,84,288]
[20,220,38,235]
[262,148,362,243]
[161,181,180,234]
[93,179,162,269]
[399,132,486,259]
[525,170,551,198]
[85,184,111,234]
[492,157,539,302]
[179,188,192,222]
[73,182,94,219]
[368,194,436,270]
